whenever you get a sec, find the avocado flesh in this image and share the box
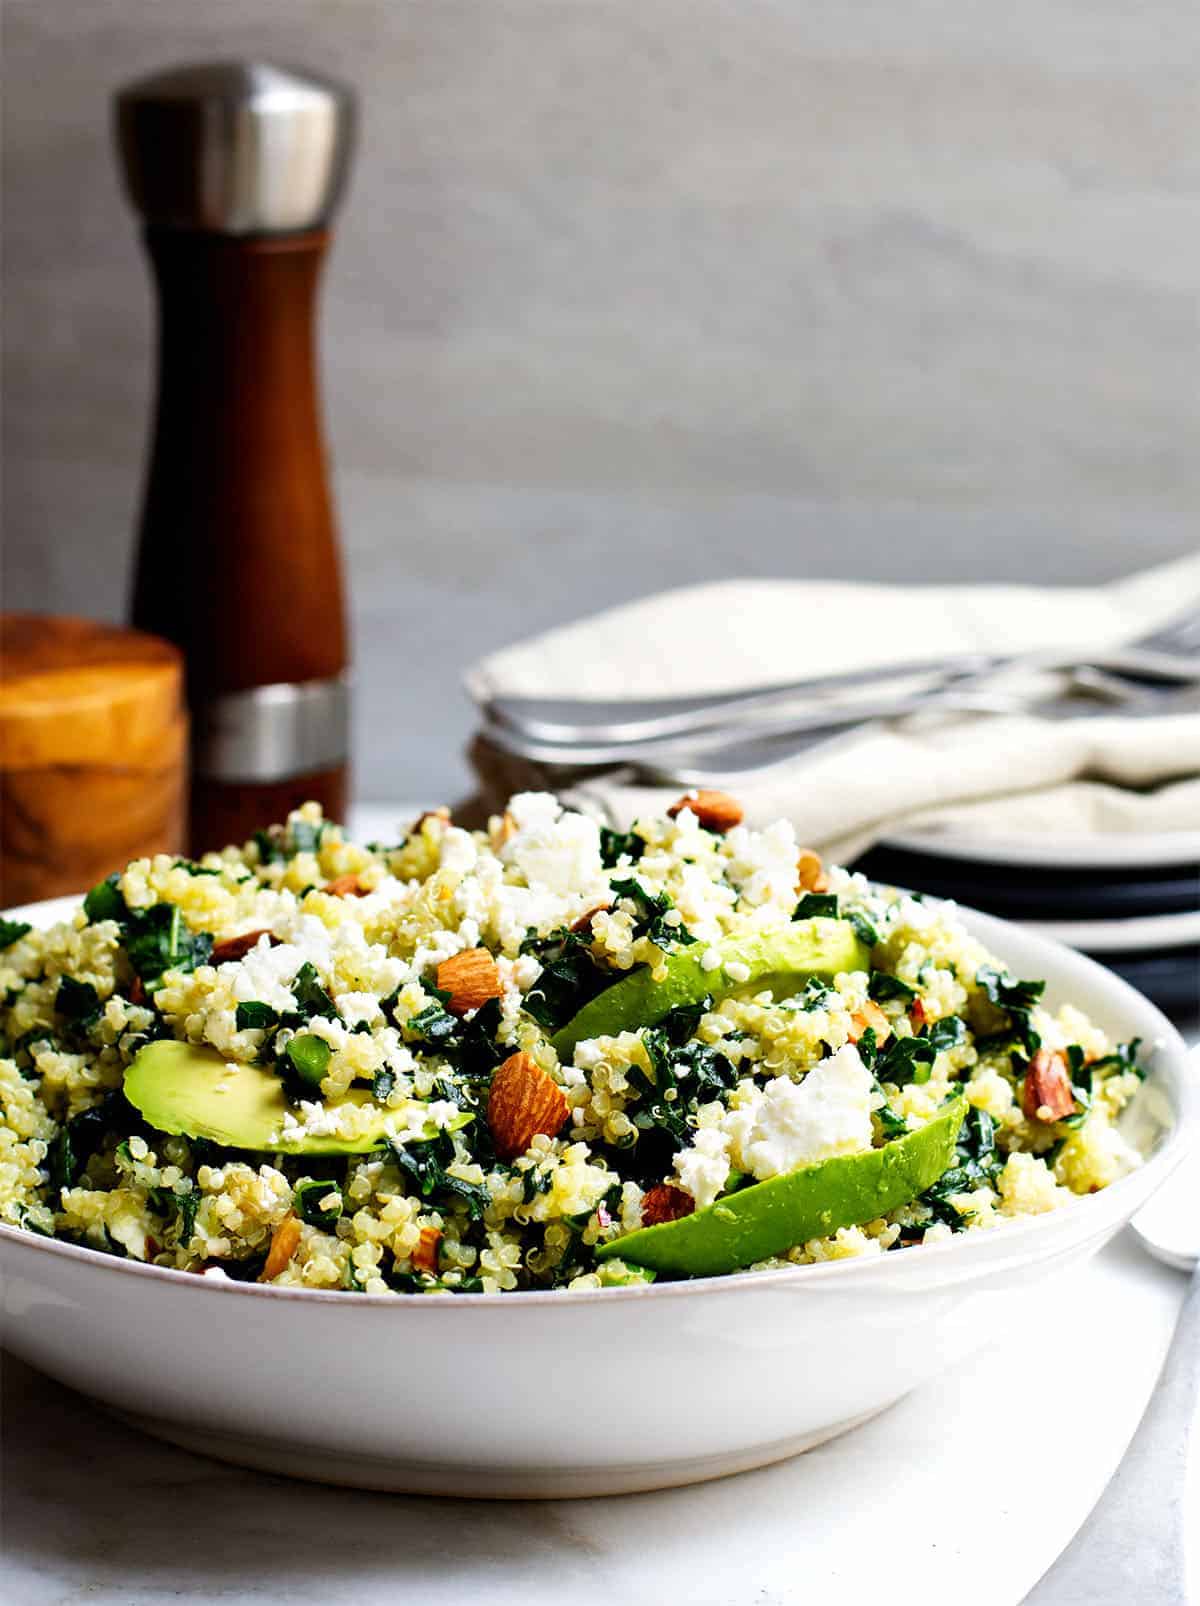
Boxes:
[551,919,869,1060]
[596,1096,967,1277]
[125,1039,434,1155]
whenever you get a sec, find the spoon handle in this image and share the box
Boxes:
[1027,1260,1200,1603]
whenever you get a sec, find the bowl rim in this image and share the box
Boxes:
[2,892,1195,1311]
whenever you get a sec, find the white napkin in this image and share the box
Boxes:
[465,554,1200,861]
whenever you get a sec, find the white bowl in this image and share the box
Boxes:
[1,896,1195,1498]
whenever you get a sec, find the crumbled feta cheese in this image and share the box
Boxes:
[673,1125,731,1210]
[722,1045,874,1181]
[701,947,723,972]
[724,960,751,984]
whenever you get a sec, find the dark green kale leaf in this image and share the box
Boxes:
[294,1178,343,1229]
[235,1001,278,1031]
[252,828,286,866]
[609,877,696,947]
[384,1134,490,1220]
[0,917,32,949]
[124,902,214,983]
[47,1089,139,1195]
[921,1105,1003,1228]
[291,961,338,1021]
[868,972,917,1004]
[975,965,1045,1058]
[794,893,839,920]
[796,977,835,1012]
[148,1183,200,1244]
[1088,1038,1145,1080]
[600,826,645,869]
[372,1067,396,1101]
[55,976,102,1030]
[926,1015,967,1054]
[874,1034,937,1086]
[1060,1044,1093,1129]
[847,912,880,949]
[621,1024,737,1183]
[288,818,326,855]
[83,872,128,924]
[520,929,613,1032]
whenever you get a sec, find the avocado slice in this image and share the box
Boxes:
[595,1096,966,1277]
[124,1039,465,1155]
[551,918,869,1059]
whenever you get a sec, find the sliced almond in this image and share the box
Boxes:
[260,1213,302,1282]
[324,873,368,898]
[667,789,744,833]
[211,928,277,964]
[436,947,502,1016]
[796,849,829,894]
[848,999,891,1048]
[1022,1048,1076,1123]
[641,1184,696,1226]
[487,1051,569,1161]
[910,996,928,1031]
[411,1225,442,1275]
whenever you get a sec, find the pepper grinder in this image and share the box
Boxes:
[115,62,356,853]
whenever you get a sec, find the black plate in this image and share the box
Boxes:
[853,843,1200,922]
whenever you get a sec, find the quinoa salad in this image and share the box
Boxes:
[0,790,1147,1295]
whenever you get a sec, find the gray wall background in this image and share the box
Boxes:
[4,0,1196,802]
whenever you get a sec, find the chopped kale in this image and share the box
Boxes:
[252,827,286,866]
[404,998,459,1047]
[148,1183,200,1243]
[55,975,102,1030]
[621,1024,737,1181]
[599,825,645,868]
[609,877,696,948]
[976,965,1045,1058]
[868,972,917,1004]
[871,1078,909,1140]
[47,1089,137,1194]
[384,1134,490,1220]
[520,928,613,1032]
[294,1178,343,1229]
[173,859,222,877]
[796,976,835,1012]
[925,1015,967,1054]
[235,1000,278,1031]
[921,1106,1003,1227]
[124,902,214,983]
[372,1067,396,1101]
[793,893,839,920]
[288,818,326,855]
[0,917,33,949]
[291,961,338,1021]
[1061,1044,1093,1129]
[1089,1038,1145,1080]
[875,1033,937,1086]
[847,912,880,949]
[83,873,128,924]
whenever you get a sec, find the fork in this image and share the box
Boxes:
[480,607,1200,748]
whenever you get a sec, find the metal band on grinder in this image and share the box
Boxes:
[192,675,350,783]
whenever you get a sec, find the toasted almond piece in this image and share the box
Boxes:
[487,1051,569,1161]
[436,947,502,1016]
[1022,1048,1076,1123]
[848,999,891,1047]
[324,873,368,898]
[211,928,277,964]
[260,1213,302,1282]
[910,996,928,1030]
[412,1225,442,1275]
[641,1183,696,1226]
[667,789,744,833]
[570,902,611,935]
[796,849,829,895]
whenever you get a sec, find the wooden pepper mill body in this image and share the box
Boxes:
[117,63,356,855]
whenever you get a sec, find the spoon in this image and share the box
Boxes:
[1028,1149,1200,1603]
